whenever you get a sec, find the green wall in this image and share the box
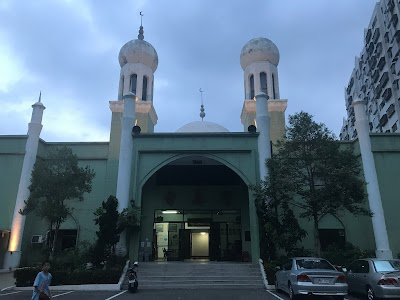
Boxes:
[371,134,400,257]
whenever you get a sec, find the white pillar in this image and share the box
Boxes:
[255,92,271,180]
[4,101,45,269]
[353,99,392,259]
[116,92,136,212]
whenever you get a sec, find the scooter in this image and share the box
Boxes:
[128,262,139,292]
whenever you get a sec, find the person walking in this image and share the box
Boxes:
[32,261,52,300]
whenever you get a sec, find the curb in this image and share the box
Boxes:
[118,260,130,288]
[258,259,269,288]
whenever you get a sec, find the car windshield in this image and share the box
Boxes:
[373,260,400,272]
[296,259,335,270]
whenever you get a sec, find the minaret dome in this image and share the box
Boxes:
[240,37,280,70]
[118,37,158,72]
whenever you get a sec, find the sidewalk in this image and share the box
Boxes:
[0,271,15,290]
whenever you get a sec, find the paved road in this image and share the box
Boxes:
[0,272,14,290]
[0,289,364,300]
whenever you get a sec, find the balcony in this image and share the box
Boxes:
[369,55,377,69]
[361,84,367,93]
[373,28,380,43]
[387,103,396,117]
[379,114,389,126]
[385,31,390,43]
[347,96,353,106]
[388,0,395,13]
[395,59,400,75]
[380,72,389,87]
[378,57,386,70]
[393,79,400,90]
[375,42,383,56]
[390,14,399,27]
[374,84,383,98]
[392,43,400,60]
[367,42,375,56]
[382,88,393,101]
[394,30,400,43]
[346,78,354,94]
[366,28,372,44]
[372,69,380,82]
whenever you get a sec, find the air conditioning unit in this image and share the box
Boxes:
[31,235,43,244]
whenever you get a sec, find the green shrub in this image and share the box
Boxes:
[263,260,280,284]
[14,266,123,287]
[322,242,375,267]
[14,268,39,287]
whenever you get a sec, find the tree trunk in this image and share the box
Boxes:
[313,215,321,257]
[50,221,61,260]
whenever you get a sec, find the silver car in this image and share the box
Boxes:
[275,257,348,300]
[346,258,400,300]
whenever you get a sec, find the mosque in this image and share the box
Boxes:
[1,21,399,269]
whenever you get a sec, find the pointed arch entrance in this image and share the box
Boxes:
[137,155,253,262]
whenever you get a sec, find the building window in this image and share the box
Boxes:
[272,74,276,99]
[392,122,398,132]
[130,74,137,95]
[142,76,148,101]
[120,76,124,98]
[260,72,268,95]
[319,229,346,251]
[48,229,77,251]
[249,74,255,99]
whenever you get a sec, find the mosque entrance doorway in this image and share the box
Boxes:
[153,210,242,261]
[141,155,250,262]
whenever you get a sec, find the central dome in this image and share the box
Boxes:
[240,37,280,69]
[176,121,230,133]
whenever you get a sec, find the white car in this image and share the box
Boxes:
[275,257,348,300]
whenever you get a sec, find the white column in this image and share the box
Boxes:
[116,92,136,212]
[353,99,392,259]
[3,101,45,269]
[255,92,271,180]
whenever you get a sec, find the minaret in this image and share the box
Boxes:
[4,93,45,269]
[105,15,159,199]
[240,38,287,147]
[114,14,158,133]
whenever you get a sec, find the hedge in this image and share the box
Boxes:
[14,267,123,287]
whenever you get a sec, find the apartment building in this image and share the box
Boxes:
[340,0,400,140]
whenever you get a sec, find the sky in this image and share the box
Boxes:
[0,0,378,142]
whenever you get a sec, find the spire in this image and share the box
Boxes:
[38,91,41,103]
[199,88,205,121]
[138,11,144,40]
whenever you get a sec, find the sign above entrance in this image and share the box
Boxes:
[187,218,212,227]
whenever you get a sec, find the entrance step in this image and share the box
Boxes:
[121,262,265,290]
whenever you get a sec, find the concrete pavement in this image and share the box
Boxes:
[0,272,14,291]
[0,289,365,300]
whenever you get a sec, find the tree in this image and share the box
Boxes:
[118,199,141,232]
[253,172,307,260]
[20,146,95,258]
[93,196,123,263]
[258,112,371,255]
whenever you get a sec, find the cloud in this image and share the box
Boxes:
[0,0,378,141]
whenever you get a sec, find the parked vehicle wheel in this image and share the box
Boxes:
[367,285,376,300]
[275,277,280,292]
[288,283,297,300]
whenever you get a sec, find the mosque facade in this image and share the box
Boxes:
[1,24,400,269]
